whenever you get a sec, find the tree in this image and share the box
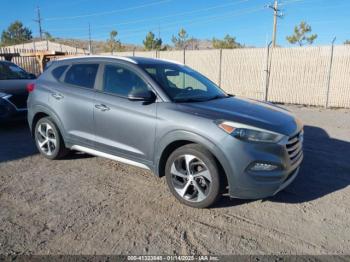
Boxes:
[186,37,200,50]
[212,34,242,49]
[1,21,32,46]
[143,31,162,50]
[171,28,188,49]
[43,32,55,41]
[344,40,350,45]
[106,30,123,53]
[286,21,317,46]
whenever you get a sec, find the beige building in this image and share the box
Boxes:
[2,40,87,54]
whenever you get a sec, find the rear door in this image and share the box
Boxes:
[93,62,157,166]
[48,63,100,147]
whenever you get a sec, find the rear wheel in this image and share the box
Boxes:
[165,144,221,208]
[34,117,68,159]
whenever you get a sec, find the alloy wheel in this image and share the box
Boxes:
[36,122,57,156]
[170,154,212,202]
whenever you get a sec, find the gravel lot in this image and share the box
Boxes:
[0,105,349,255]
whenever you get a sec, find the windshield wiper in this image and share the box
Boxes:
[174,94,233,103]
[173,97,207,103]
[205,95,231,101]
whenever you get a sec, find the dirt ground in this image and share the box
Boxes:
[0,105,349,255]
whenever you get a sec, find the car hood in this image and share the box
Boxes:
[177,96,303,136]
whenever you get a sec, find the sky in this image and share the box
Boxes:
[0,0,349,47]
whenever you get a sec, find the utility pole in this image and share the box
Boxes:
[269,0,282,47]
[34,6,43,40]
[158,23,161,40]
[88,23,92,54]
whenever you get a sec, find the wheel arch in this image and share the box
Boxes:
[30,106,66,142]
[155,131,230,190]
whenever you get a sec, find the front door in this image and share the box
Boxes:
[93,63,157,167]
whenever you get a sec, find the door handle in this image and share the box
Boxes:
[51,93,64,100]
[95,104,110,112]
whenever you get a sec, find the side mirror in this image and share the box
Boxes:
[128,89,157,102]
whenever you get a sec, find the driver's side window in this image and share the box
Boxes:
[103,64,149,97]
[165,69,207,91]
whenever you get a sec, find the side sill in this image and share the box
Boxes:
[71,145,151,170]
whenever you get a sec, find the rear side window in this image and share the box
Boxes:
[52,65,68,80]
[64,64,98,89]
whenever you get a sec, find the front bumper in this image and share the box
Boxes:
[221,129,303,199]
[0,96,27,122]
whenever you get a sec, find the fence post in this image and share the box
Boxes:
[218,49,223,88]
[33,40,36,53]
[325,37,336,108]
[264,41,272,101]
[183,46,186,64]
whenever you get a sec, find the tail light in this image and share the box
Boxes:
[26,83,35,93]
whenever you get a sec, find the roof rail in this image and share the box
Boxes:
[156,58,184,66]
[57,55,137,64]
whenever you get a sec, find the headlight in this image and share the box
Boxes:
[217,121,284,143]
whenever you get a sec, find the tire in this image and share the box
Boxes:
[165,144,221,208]
[34,117,69,160]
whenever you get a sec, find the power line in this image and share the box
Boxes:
[88,6,265,41]
[279,0,307,6]
[58,4,263,39]
[38,0,311,43]
[42,0,94,10]
[46,0,250,32]
[44,0,172,21]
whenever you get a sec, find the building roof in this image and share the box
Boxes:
[2,40,86,54]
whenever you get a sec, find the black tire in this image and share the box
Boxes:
[34,117,69,159]
[165,144,222,208]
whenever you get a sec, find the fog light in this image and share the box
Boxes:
[249,162,279,171]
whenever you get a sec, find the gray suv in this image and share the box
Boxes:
[27,56,303,208]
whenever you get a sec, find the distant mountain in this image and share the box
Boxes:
[51,38,141,53]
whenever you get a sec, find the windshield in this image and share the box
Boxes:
[140,63,228,102]
[0,62,32,80]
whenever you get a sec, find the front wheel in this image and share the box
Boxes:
[165,144,222,208]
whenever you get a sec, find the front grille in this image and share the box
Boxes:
[8,95,27,109]
[286,130,303,165]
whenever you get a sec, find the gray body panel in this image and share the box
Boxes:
[28,56,303,199]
